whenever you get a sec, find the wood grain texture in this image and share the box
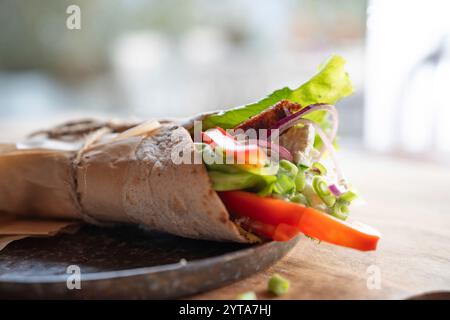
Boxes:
[191,151,450,300]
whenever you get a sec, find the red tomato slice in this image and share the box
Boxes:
[202,128,266,167]
[219,191,380,251]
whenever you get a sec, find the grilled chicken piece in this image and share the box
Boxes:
[232,99,315,164]
[279,124,316,165]
[234,100,302,134]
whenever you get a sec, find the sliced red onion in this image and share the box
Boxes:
[268,104,339,158]
[269,103,325,132]
[297,105,338,157]
[248,139,293,162]
[283,106,292,117]
[272,144,293,162]
[298,118,344,183]
[328,184,342,197]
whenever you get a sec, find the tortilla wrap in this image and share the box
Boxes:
[0,120,255,243]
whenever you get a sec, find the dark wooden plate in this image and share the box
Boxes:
[0,225,299,299]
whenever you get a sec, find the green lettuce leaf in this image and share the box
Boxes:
[202,55,353,130]
[208,171,277,192]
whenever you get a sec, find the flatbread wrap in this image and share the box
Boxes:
[0,121,254,243]
[0,55,381,250]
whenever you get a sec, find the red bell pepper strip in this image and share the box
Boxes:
[219,191,380,251]
[202,127,267,167]
[273,223,301,242]
[220,191,306,226]
[242,219,299,242]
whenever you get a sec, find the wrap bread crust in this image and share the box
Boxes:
[0,121,254,243]
[0,146,81,219]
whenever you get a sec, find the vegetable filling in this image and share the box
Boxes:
[196,55,380,251]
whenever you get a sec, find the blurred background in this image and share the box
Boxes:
[1,0,450,165]
[1,0,450,283]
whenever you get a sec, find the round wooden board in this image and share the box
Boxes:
[0,225,299,299]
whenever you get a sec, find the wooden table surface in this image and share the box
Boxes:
[192,150,450,300]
